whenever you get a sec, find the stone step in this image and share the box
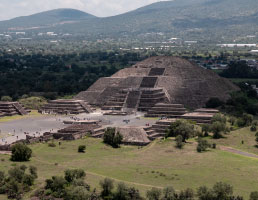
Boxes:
[145,130,155,135]
[148,107,186,112]
[148,132,165,140]
[102,106,123,111]
[91,132,104,138]
[147,110,186,115]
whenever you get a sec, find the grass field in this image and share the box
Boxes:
[0,137,258,199]
[0,110,42,123]
[207,126,258,155]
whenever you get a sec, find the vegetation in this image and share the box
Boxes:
[0,165,37,199]
[166,120,196,142]
[78,145,86,153]
[10,143,32,162]
[103,128,123,148]
[197,138,211,153]
[0,138,258,198]
[175,135,184,149]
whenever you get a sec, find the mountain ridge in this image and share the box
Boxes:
[0,0,258,41]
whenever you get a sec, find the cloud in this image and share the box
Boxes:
[0,0,165,21]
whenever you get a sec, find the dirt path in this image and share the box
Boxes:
[219,146,258,159]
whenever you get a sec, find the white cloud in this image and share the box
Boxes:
[0,0,166,21]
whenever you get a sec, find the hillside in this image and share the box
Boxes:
[0,8,96,30]
[0,0,258,40]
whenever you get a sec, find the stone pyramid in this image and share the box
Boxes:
[75,56,238,110]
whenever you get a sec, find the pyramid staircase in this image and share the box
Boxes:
[13,102,28,115]
[140,77,158,88]
[137,89,168,112]
[144,119,176,140]
[0,102,28,116]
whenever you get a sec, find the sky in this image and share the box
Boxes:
[0,0,165,21]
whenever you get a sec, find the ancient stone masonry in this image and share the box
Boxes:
[40,99,92,115]
[75,56,238,111]
[145,109,218,140]
[145,103,187,118]
[53,123,101,140]
[0,101,29,117]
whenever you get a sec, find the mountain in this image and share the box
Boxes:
[0,9,96,30]
[0,0,258,41]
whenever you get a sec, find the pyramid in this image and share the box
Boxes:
[75,56,238,110]
[0,101,29,116]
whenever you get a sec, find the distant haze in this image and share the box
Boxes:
[0,0,168,21]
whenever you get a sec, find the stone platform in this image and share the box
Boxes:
[40,99,92,115]
[0,101,29,117]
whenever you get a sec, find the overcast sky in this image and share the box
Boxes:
[0,0,166,21]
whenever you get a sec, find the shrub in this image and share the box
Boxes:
[175,135,184,149]
[100,178,114,199]
[250,191,258,200]
[11,143,32,162]
[197,138,210,153]
[48,142,56,147]
[78,145,86,153]
[146,187,162,200]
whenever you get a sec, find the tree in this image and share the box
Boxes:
[178,188,194,200]
[0,165,38,199]
[211,114,226,124]
[45,176,67,197]
[206,98,224,108]
[146,188,162,200]
[113,182,130,200]
[210,122,226,139]
[166,120,195,142]
[100,178,114,199]
[64,169,86,183]
[243,113,253,126]
[162,186,175,200]
[103,128,123,148]
[11,143,32,162]
[175,135,184,149]
[1,96,12,102]
[197,138,211,153]
[201,124,210,137]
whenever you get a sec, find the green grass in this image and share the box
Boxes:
[207,126,258,155]
[0,138,258,199]
[0,110,42,123]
